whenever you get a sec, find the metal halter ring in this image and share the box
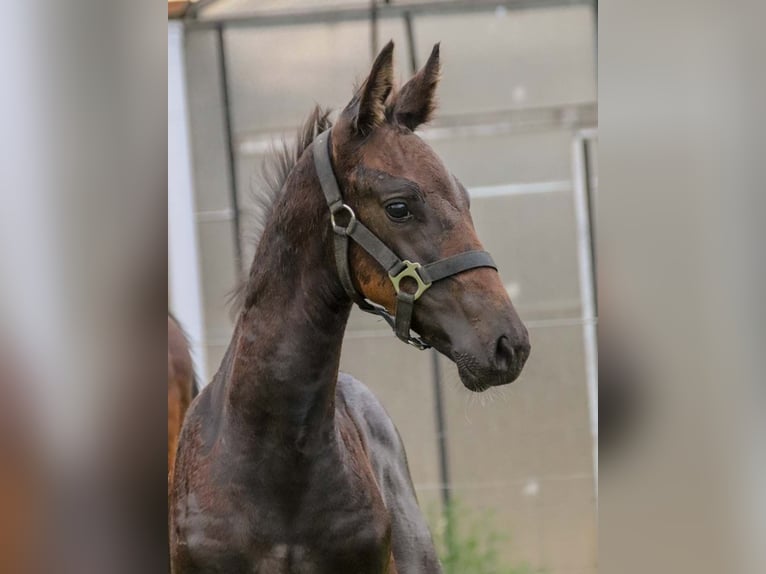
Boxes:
[389,260,432,301]
[330,204,356,235]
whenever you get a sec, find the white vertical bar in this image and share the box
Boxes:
[168,21,207,383]
[572,135,598,494]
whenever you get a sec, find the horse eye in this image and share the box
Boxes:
[385,202,411,221]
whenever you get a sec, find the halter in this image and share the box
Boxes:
[313,129,498,350]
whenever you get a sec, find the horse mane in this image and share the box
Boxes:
[229,106,333,315]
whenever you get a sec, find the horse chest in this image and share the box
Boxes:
[185,518,393,574]
[245,480,394,573]
[177,459,394,573]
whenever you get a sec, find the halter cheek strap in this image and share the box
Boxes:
[313,128,497,350]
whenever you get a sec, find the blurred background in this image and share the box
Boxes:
[169,1,598,572]
[0,1,762,572]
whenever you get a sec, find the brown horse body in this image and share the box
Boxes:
[0,351,42,574]
[168,314,196,481]
[171,42,529,573]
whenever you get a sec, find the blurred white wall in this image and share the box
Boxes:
[168,21,207,379]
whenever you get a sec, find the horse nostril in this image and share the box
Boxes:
[494,335,515,372]
[515,339,531,365]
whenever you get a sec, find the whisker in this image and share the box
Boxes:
[485,386,497,406]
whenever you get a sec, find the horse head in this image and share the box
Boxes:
[327,41,530,391]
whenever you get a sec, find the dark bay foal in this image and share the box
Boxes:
[170,42,530,573]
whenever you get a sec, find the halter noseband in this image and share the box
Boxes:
[313,128,497,350]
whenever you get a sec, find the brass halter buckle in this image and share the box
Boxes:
[389,260,432,301]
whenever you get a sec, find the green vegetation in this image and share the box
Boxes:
[430,499,541,574]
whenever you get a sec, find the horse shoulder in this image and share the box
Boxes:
[171,386,245,570]
[335,373,442,573]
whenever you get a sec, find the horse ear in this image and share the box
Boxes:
[391,43,441,131]
[345,40,395,136]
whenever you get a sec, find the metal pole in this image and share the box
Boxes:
[431,352,452,510]
[572,135,598,495]
[215,24,243,277]
[582,139,597,313]
[403,12,418,75]
[431,350,456,564]
[592,0,598,82]
[370,0,379,58]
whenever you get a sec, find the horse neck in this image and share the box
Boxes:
[224,150,351,447]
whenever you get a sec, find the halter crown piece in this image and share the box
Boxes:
[313,129,498,350]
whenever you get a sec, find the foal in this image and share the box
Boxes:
[170,42,529,573]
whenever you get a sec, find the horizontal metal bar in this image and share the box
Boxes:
[414,473,594,492]
[421,104,597,138]
[577,127,598,140]
[236,103,597,156]
[186,0,225,19]
[189,0,594,29]
[470,180,571,198]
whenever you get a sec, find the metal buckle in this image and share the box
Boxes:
[389,260,432,301]
[330,204,356,235]
[403,335,430,350]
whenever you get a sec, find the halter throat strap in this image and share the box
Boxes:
[312,128,497,350]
